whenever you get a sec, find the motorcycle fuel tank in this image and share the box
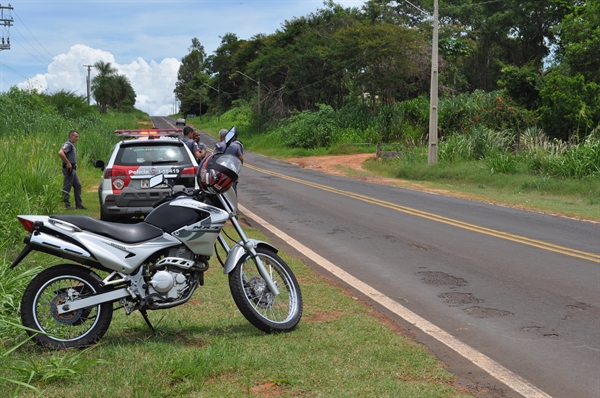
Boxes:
[144,201,207,233]
[145,198,229,256]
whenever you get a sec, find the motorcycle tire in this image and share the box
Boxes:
[20,264,113,349]
[229,247,302,333]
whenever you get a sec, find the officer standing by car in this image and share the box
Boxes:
[214,128,244,194]
[58,130,86,210]
[192,129,207,162]
[182,126,203,161]
[216,128,244,163]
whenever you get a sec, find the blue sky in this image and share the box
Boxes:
[0,0,364,115]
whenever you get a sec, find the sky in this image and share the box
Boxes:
[0,0,365,116]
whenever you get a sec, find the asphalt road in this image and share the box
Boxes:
[154,117,600,397]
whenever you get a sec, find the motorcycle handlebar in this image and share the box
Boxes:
[152,195,172,208]
[152,189,198,208]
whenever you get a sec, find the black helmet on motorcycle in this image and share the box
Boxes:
[198,153,242,194]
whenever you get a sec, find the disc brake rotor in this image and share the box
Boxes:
[50,294,84,325]
[245,277,275,309]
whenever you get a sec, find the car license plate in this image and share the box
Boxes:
[141,179,168,189]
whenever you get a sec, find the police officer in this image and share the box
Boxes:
[217,128,244,163]
[58,130,86,210]
[192,129,207,162]
[182,126,203,160]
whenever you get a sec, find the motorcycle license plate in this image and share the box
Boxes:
[141,179,168,189]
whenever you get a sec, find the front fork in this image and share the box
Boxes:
[218,223,280,296]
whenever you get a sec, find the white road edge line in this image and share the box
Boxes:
[239,204,552,398]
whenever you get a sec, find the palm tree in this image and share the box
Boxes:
[91,61,117,113]
[113,74,136,111]
[90,61,136,113]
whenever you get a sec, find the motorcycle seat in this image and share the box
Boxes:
[50,215,164,244]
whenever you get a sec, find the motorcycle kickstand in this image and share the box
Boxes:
[139,309,156,335]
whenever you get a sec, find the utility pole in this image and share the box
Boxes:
[0,3,14,52]
[83,64,93,105]
[427,0,439,165]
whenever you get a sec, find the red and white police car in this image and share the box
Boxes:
[94,129,199,222]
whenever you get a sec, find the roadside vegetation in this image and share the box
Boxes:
[0,89,473,397]
[1,1,598,394]
[192,96,599,222]
[178,0,598,220]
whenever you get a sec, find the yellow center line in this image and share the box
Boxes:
[245,163,600,263]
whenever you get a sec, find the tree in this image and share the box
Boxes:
[174,38,209,116]
[112,75,136,111]
[498,63,543,110]
[442,0,574,91]
[90,61,136,113]
[204,33,244,113]
[91,61,117,113]
[326,22,427,104]
[540,73,600,141]
[555,1,600,84]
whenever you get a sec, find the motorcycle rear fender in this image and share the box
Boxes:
[11,215,181,273]
[10,232,103,270]
[223,240,278,274]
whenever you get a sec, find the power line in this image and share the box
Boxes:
[13,10,57,61]
[0,60,29,79]
[440,0,505,10]
[12,10,78,73]
[402,0,430,16]
[10,32,51,69]
[283,41,390,96]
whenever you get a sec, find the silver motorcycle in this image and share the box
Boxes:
[10,127,302,349]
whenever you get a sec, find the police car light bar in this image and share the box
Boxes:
[114,129,182,137]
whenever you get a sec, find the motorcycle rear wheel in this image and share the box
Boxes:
[229,247,302,333]
[20,264,113,349]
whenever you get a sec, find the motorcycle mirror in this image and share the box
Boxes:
[224,126,237,146]
[149,173,165,188]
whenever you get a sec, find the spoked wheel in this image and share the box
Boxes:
[20,264,113,349]
[229,247,302,333]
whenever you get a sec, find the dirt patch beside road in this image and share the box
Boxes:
[284,153,462,198]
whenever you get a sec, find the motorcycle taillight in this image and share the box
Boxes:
[18,217,35,233]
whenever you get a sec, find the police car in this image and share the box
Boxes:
[94,129,199,222]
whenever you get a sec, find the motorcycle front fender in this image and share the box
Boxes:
[223,239,278,274]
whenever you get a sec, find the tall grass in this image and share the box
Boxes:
[0,89,150,337]
[520,127,600,178]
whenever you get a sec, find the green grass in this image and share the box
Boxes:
[361,157,600,221]
[187,115,599,221]
[1,174,472,397]
[3,107,594,396]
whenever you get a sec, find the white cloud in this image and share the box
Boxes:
[17,44,180,116]
[6,1,368,115]
[119,57,181,116]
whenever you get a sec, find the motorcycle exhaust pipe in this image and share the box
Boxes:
[29,232,92,260]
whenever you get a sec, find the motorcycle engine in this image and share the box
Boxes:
[148,270,188,300]
[147,245,195,300]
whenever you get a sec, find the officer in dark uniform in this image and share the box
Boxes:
[58,130,86,210]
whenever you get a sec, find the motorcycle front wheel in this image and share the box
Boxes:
[20,264,113,349]
[229,247,302,333]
